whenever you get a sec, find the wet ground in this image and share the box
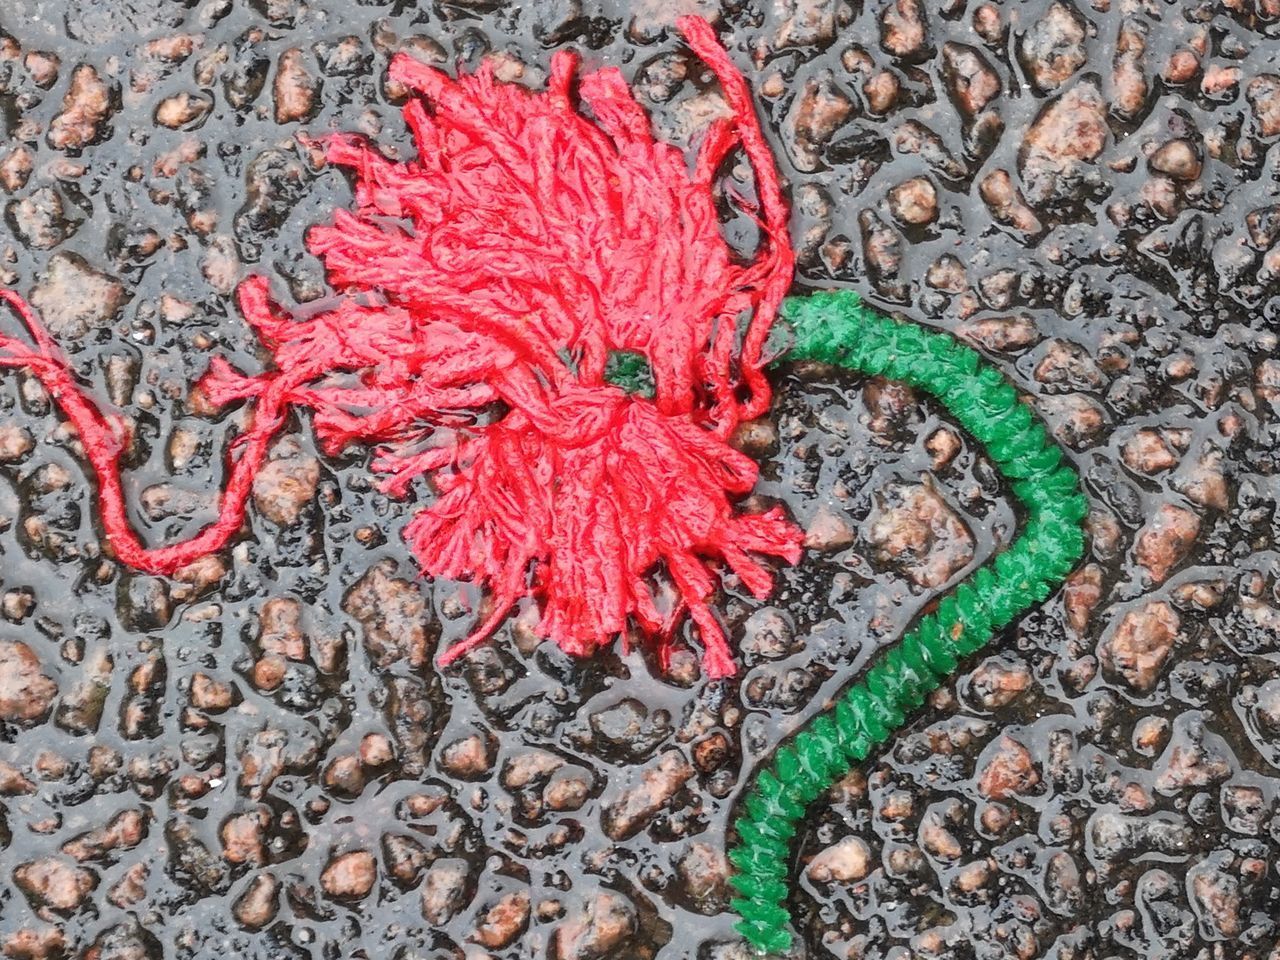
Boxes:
[1,0,1279,957]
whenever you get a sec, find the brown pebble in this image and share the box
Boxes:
[472,890,532,949]
[1019,2,1087,92]
[1134,504,1200,583]
[0,145,34,193]
[979,169,1042,234]
[601,751,694,840]
[155,92,211,129]
[806,836,871,883]
[1122,429,1179,474]
[1062,563,1103,634]
[190,672,234,711]
[863,70,900,114]
[552,892,637,960]
[233,873,279,929]
[440,732,495,780]
[252,438,320,526]
[221,809,268,865]
[1165,49,1200,84]
[48,64,113,150]
[13,857,95,911]
[784,73,854,172]
[888,176,938,225]
[880,0,927,59]
[0,640,58,724]
[421,858,472,923]
[274,48,320,124]
[804,504,857,552]
[24,51,61,87]
[977,735,1040,800]
[972,3,1003,44]
[941,41,1000,118]
[321,850,377,899]
[1019,79,1108,205]
[252,655,287,692]
[1149,139,1201,181]
[1099,601,1180,692]
[28,252,126,340]
[360,733,395,767]
[324,754,366,796]
[867,480,974,589]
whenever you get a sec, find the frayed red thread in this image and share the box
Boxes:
[0,17,800,677]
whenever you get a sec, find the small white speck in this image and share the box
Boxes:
[209,778,224,788]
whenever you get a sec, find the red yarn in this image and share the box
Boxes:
[0,16,800,677]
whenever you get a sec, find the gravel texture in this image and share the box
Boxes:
[0,0,1278,958]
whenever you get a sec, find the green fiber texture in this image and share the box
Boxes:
[730,290,1088,953]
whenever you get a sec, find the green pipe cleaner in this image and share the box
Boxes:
[730,289,1088,953]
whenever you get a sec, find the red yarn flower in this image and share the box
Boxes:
[0,16,800,677]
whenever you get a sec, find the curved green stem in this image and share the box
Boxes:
[730,290,1088,953]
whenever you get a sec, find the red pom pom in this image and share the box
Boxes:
[0,18,800,676]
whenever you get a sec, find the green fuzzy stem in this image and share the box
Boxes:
[730,290,1088,953]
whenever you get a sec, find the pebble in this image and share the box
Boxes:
[420,858,472,924]
[190,672,234,711]
[1134,504,1200,583]
[232,873,279,929]
[0,423,33,463]
[9,187,73,250]
[976,735,1040,800]
[552,892,637,960]
[439,731,496,780]
[155,91,211,129]
[1111,19,1148,120]
[1018,2,1088,92]
[0,639,58,723]
[62,809,146,862]
[887,176,938,225]
[806,835,872,883]
[1247,74,1280,137]
[1,928,66,960]
[1153,715,1233,794]
[274,48,319,123]
[867,481,975,588]
[252,437,319,526]
[320,850,377,899]
[966,657,1032,710]
[472,890,531,948]
[784,73,853,172]
[28,252,126,340]
[804,504,857,552]
[1149,139,1201,181]
[48,64,112,150]
[772,0,836,49]
[13,858,95,911]
[1122,429,1179,473]
[940,42,1000,119]
[0,145,34,193]
[1019,78,1108,206]
[863,70,899,114]
[220,809,268,864]
[1062,563,1103,635]
[342,561,431,668]
[1099,601,1180,693]
[972,4,1003,45]
[676,842,728,911]
[1189,858,1243,937]
[601,751,694,840]
[879,0,928,60]
[359,733,394,768]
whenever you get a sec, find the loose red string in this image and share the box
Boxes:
[0,17,801,676]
